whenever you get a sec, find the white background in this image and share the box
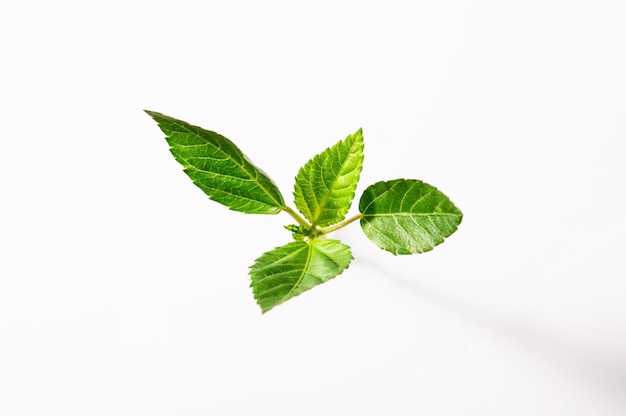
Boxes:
[1,1,625,415]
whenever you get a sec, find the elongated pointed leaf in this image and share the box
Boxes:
[294,129,364,227]
[146,111,285,214]
[359,179,462,255]
[250,239,353,312]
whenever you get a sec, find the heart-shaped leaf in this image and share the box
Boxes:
[359,179,462,254]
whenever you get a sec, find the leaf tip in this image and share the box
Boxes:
[144,110,166,123]
[351,127,364,142]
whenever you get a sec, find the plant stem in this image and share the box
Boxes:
[319,213,364,235]
[281,206,311,228]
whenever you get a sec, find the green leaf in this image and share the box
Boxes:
[145,111,285,214]
[249,239,353,312]
[294,128,364,227]
[359,179,462,255]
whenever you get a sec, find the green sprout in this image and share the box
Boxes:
[146,111,462,312]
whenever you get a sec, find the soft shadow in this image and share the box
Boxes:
[357,259,626,406]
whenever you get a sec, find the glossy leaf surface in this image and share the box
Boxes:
[294,129,364,226]
[359,179,462,254]
[250,239,353,312]
[146,111,285,214]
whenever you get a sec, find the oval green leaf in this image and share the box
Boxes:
[293,128,364,227]
[249,239,353,312]
[146,111,285,214]
[359,179,462,255]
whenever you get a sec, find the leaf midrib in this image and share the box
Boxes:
[278,242,313,305]
[362,212,461,217]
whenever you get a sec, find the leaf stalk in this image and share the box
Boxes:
[281,206,312,228]
[319,213,364,235]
